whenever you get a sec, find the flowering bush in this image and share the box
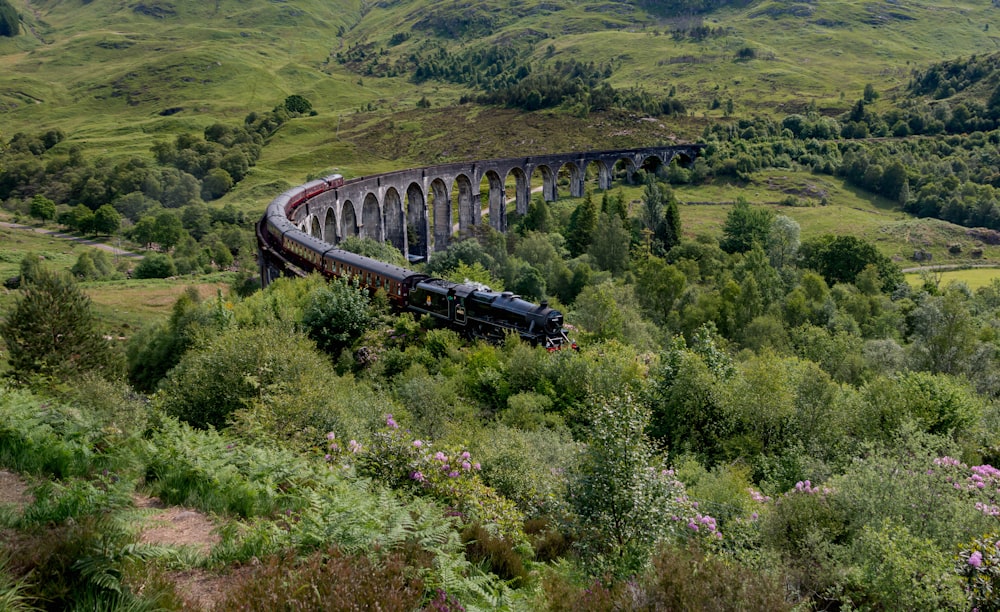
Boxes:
[569,394,721,578]
[331,415,526,544]
[957,534,1000,611]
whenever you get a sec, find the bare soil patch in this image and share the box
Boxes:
[134,494,220,555]
[0,470,33,511]
[169,566,255,611]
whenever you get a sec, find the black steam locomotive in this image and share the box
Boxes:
[256,174,573,349]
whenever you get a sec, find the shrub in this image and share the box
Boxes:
[461,523,528,586]
[157,325,339,430]
[217,547,426,612]
[132,252,176,279]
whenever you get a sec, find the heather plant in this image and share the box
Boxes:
[347,415,528,545]
[957,533,1000,611]
[216,547,427,612]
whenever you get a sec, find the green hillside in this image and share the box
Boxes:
[2,0,1000,175]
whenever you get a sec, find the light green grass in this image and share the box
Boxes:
[905,267,1000,291]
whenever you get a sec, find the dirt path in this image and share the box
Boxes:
[0,470,33,510]
[133,493,239,609]
[0,221,142,259]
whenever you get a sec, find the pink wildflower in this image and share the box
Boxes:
[348,440,361,453]
[434,451,448,462]
[411,471,425,482]
[326,431,336,440]
[386,414,398,429]
[969,551,983,568]
[413,440,423,448]
[461,451,471,460]
[473,462,481,470]
[462,461,472,471]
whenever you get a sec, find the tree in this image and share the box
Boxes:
[93,204,121,235]
[566,191,598,257]
[152,211,186,250]
[720,197,774,254]
[283,94,313,115]
[0,0,18,37]
[635,255,686,326]
[766,214,800,269]
[301,276,373,356]
[0,264,116,383]
[568,394,688,576]
[800,234,902,290]
[158,325,338,430]
[588,211,630,276]
[61,204,95,234]
[201,168,234,201]
[29,195,55,221]
[663,195,682,251]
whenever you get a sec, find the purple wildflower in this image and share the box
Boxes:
[386,414,398,429]
[969,551,983,568]
[413,439,423,448]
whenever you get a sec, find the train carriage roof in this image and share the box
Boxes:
[325,246,425,283]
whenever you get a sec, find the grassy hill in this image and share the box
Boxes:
[3,0,999,171]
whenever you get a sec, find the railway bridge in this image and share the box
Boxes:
[286,145,702,262]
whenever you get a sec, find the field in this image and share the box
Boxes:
[905,266,1000,291]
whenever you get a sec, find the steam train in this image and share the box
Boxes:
[256,174,574,349]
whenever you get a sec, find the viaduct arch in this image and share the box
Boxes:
[291,145,702,261]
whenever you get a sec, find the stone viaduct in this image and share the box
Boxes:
[288,145,702,261]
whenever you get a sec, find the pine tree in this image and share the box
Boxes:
[1,264,116,383]
[663,195,682,251]
[566,190,598,257]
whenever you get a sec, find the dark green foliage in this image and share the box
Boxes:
[799,234,903,290]
[337,235,408,267]
[92,204,121,235]
[158,325,336,429]
[461,523,528,586]
[587,211,630,276]
[132,252,176,279]
[29,195,55,221]
[719,197,774,254]
[565,192,598,257]
[0,264,117,384]
[70,250,116,281]
[302,276,373,356]
[282,94,313,115]
[216,548,426,612]
[425,239,496,277]
[0,0,18,37]
[59,204,95,234]
[125,287,218,392]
